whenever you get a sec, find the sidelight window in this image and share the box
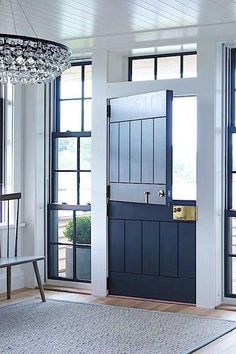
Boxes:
[172,96,197,201]
[48,61,92,283]
[225,48,236,297]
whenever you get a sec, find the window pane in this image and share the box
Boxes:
[80,172,91,205]
[229,257,236,295]
[76,246,91,281]
[84,99,92,131]
[61,66,82,99]
[84,65,92,98]
[49,209,73,244]
[57,172,77,204]
[60,100,81,132]
[232,173,236,210]
[75,211,91,245]
[172,96,197,200]
[157,56,180,79]
[57,138,77,170]
[233,134,236,171]
[227,218,236,255]
[183,54,197,78]
[75,211,91,281]
[226,257,236,295]
[59,210,73,244]
[48,244,73,279]
[132,59,155,81]
[80,138,91,170]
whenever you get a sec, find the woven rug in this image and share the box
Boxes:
[0,299,235,354]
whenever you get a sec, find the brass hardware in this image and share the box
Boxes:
[144,191,150,204]
[173,205,197,221]
[158,189,165,198]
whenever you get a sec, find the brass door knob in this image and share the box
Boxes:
[158,190,165,197]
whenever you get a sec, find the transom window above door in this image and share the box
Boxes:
[129,52,197,81]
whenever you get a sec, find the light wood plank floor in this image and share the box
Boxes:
[1,288,236,353]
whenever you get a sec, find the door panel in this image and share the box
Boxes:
[125,221,142,274]
[142,119,154,183]
[109,124,119,182]
[109,90,172,205]
[110,183,166,205]
[178,223,196,279]
[119,122,129,182]
[110,91,168,122]
[108,91,196,304]
[142,221,160,276]
[130,120,142,183]
[109,272,196,304]
[154,118,166,184]
[109,219,124,273]
[108,202,196,303]
[160,222,178,277]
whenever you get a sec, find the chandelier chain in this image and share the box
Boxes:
[10,0,17,35]
[16,0,38,38]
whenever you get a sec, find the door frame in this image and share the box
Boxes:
[91,43,224,308]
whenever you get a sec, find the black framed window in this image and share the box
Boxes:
[48,61,92,283]
[225,49,236,297]
[128,52,197,81]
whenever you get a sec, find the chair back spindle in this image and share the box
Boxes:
[14,198,20,257]
[7,200,9,258]
[0,193,21,258]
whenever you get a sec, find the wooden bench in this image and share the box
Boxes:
[0,193,46,302]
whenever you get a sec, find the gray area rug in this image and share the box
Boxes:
[0,299,235,354]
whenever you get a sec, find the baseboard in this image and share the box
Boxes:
[43,285,91,295]
[0,269,25,294]
[216,304,236,311]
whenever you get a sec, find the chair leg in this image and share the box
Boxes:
[7,267,11,300]
[33,261,46,302]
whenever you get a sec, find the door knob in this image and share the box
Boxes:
[158,189,165,198]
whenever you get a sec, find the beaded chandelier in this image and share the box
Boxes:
[0,1,71,84]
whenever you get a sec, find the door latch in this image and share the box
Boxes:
[144,191,150,204]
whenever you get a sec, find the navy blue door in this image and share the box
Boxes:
[108,91,196,304]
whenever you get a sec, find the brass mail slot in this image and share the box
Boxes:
[173,205,197,221]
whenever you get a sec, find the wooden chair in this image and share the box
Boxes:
[0,193,46,302]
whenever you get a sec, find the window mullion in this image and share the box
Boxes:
[77,137,80,205]
[81,65,85,132]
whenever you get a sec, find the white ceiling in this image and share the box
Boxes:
[0,0,236,43]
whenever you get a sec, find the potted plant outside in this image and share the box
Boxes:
[64,215,91,281]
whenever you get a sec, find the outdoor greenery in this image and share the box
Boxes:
[63,215,91,244]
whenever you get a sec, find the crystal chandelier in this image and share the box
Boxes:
[0,1,71,84]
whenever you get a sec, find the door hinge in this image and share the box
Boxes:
[107,104,111,119]
[106,185,110,199]
[107,277,109,291]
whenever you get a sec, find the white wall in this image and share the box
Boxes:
[22,85,45,288]
[0,86,25,293]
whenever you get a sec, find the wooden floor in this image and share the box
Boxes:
[1,289,236,353]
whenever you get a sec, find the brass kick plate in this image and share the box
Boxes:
[173,205,197,221]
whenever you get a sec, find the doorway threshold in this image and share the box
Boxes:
[108,295,196,307]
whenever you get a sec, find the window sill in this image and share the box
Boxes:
[0,222,26,230]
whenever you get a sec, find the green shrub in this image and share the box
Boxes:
[63,215,91,244]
